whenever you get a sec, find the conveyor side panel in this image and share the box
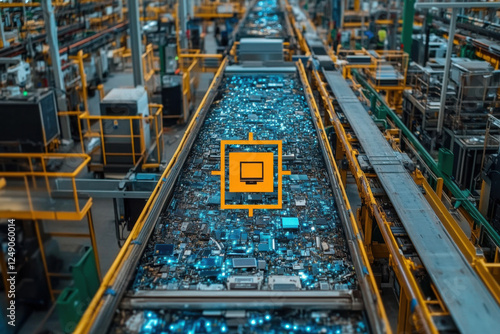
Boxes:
[323,70,500,334]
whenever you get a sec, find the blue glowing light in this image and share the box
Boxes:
[293,325,298,330]
[250,319,257,326]
[143,319,158,330]
[265,315,271,321]
[221,325,227,332]
[285,324,291,329]
[306,326,312,332]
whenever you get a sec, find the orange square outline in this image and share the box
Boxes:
[211,133,291,216]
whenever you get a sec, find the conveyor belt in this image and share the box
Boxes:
[235,0,293,42]
[323,70,500,334]
[79,63,387,333]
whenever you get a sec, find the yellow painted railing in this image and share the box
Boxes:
[0,153,91,221]
[194,1,245,18]
[312,69,441,333]
[299,62,391,333]
[80,104,163,170]
[336,48,376,79]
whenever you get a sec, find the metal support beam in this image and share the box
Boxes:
[391,0,400,50]
[401,0,415,54]
[42,0,72,142]
[118,0,124,21]
[423,11,431,65]
[436,8,457,134]
[178,0,188,50]
[127,0,144,86]
[331,0,342,31]
[415,2,500,9]
[354,0,360,12]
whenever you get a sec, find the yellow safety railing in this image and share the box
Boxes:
[366,50,408,89]
[142,104,164,169]
[0,153,91,221]
[355,49,409,112]
[298,62,391,333]
[0,152,101,302]
[178,52,223,73]
[336,48,376,79]
[80,104,163,171]
[285,4,309,57]
[311,69,441,333]
[69,50,89,113]
[412,170,500,305]
[194,1,245,19]
[139,2,171,21]
[183,59,200,119]
[342,10,370,29]
[142,44,156,83]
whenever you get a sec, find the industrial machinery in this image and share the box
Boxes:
[72,2,500,333]
[3,0,500,332]
[480,115,500,233]
[228,0,303,65]
[403,57,500,192]
[317,66,500,334]
[482,150,500,232]
[75,24,388,331]
[160,75,184,125]
[81,86,164,175]
[99,87,151,167]
[0,57,31,89]
[294,4,500,332]
[0,89,60,153]
[0,1,127,58]
[236,0,291,40]
[410,33,447,65]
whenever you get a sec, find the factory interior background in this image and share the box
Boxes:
[1,0,500,333]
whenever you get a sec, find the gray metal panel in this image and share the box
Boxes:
[324,70,500,333]
[239,38,284,62]
[101,86,148,104]
[225,65,296,73]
